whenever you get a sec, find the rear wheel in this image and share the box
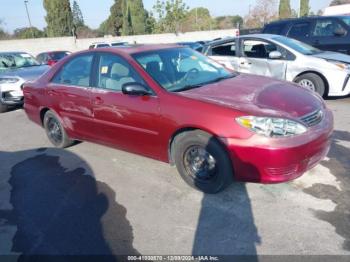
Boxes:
[295,73,326,97]
[43,111,74,148]
[0,102,8,113]
[173,130,233,194]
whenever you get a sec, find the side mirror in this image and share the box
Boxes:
[122,83,152,96]
[334,28,346,37]
[269,51,282,60]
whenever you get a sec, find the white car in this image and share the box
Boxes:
[0,52,49,113]
[88,42,111,49]
[202,34,350,97]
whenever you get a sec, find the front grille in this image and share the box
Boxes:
[300,110,323,127]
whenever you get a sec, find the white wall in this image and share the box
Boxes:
[0,29,238,56]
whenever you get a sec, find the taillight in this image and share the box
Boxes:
[47,59,57,66]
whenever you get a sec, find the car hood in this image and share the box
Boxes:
[312,51,350,64]
[0,65,49,81]
[179,74,323,118]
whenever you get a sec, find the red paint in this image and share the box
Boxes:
[23,46,333,184]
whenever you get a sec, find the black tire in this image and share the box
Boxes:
[43,110,74,148]
[294,73,326,97]
[172,130,234,194]
[0,101,8,113]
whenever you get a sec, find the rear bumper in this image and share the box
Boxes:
[221,109,333,183]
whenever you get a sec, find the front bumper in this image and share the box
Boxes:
[0,82,24,106]
[221,109,333,183]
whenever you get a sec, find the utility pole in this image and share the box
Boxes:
[195,8,198,31]
[298,0,301,18]
[24,0,34,38]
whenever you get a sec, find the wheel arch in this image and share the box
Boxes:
[39,107,51,126]
[293,71,329,96]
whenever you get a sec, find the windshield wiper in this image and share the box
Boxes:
[174,74,237,92]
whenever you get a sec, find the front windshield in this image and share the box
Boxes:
[273,36,322,55]
[340,16,350,26]
[133,47,235,92]
[0,53,40,70]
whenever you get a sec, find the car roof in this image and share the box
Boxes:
[0,51,30,55]
[266,15,350,25]
[78,44,182,55]
[205,34,284,46]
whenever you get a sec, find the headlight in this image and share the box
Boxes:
[328,60,350,70]
[236,116,307,138]
[0,77,19,84]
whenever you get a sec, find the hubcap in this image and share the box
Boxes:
[184,146,217,181]
[47,118,62,144]
[298,79,316,92]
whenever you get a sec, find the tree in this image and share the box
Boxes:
[122,0,133,35]
[13,27,45,39]
[279,0,292,19]
[300,0,310,17]
[0,20,9,40]
[128,0,147,35]
[216,15,243,29]
[153,0,189,33]
[182,8,215,32]
[330,0,350,6]
[72,0,84,28]
[244,0,278,28]
[43,0,73,37]
[145,11,156,34]
[98,0,123,36]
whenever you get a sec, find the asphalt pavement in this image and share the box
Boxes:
[0,97,349,259]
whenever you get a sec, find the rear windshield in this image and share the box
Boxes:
[263,23,285,34]
[50,52,70,60]
[0,53,40,70]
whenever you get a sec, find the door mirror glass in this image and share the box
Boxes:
[269,51,282,59]
[122,83,152,96]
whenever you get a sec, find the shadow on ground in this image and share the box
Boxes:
[192,182,260,258]
[0,148,139,261]
[303,130,350,251]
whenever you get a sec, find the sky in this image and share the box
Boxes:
[0,0,333,33]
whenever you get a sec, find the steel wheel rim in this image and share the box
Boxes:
[184,145,217,181]
[47,117,62,144]
[298,79,316,92]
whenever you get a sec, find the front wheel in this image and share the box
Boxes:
[173,130,234,194]
[295,73,326,97]
[43,110,74,148]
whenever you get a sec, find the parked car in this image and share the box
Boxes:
[177,42,203,52]
[262,16,350,55]
[23,45,333,193]
[202,34,350,97]
[36,51,71,66]
[88,42,111,49]
[0,52,49,113]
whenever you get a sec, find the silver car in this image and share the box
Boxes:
[0,52,49,113]
[202,34,350,97]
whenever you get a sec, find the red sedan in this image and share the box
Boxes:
[23,45,333,193]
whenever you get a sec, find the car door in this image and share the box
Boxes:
[90,52,162,159]
[238,38,288,80]
[207,40,240,71]
[309,18,350,54]
[48,53,95,140]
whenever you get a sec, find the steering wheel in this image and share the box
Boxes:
[182,68,199,82]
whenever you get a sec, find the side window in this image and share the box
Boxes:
[264,23,284,34]
[211,41,236,56]
[313,19,346,36]
[52,54,93,87]
[97,54,146,92]
[242,40,278,59]
[288,22,311,38]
